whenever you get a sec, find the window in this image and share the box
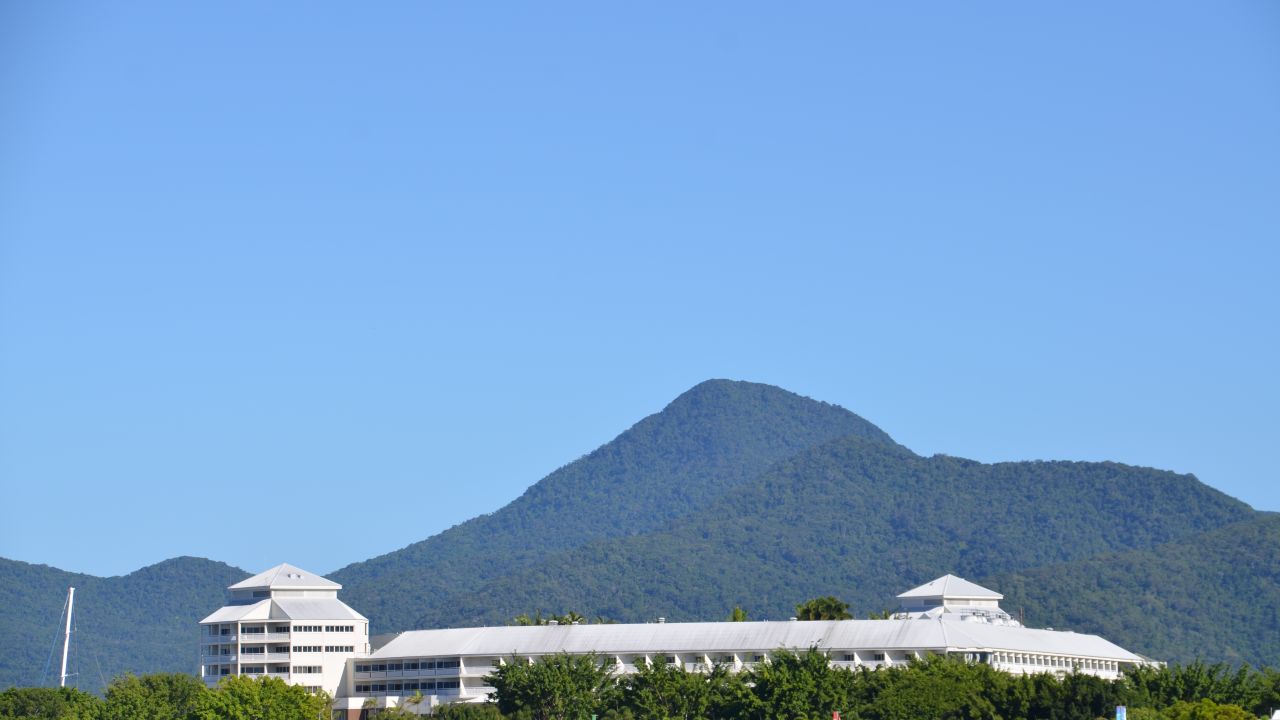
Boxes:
[356,664,371,672]
[403,681,419,691]
[403,661,419,670]
[324,645,354,653]
[241,626,265,634]
[841,654,856,662]
[242,666,264,675]
[292,666,322,674]
[388,683,403,692]
[421,681,436,691]
[293,645,322,653]
[873,653,886,662]
[293,625,322,633]
[387,663,402,671]
[324,625,354,632]
[252,591,269,598]
[242,647,265,655]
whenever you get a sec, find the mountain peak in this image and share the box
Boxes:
[664,379,898,448]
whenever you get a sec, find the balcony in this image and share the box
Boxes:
[239,631,290,643]
[202,654,237,664]
[203,635,237,645]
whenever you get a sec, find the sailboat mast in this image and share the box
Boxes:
[59,587,74,688]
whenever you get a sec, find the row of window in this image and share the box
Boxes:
[839,653,887,662]
[239,666,289,675]
[355,659,462,672]
[993,652,1118,670]
[354,680,462,693]
[326,646,355,653]
[293,646,322,653]
[325,625,355,632]
[292,666,322,674]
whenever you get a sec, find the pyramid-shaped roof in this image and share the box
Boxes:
[897,574,1002,600]
[228,563,341,591]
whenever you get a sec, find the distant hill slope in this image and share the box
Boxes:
[0,557,247,692]
[414,435,1256,640]
[330,379,897,630]
[993,514,1280,665]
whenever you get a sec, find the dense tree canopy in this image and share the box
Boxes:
[478,653,1280,720]
[0,675,329,720]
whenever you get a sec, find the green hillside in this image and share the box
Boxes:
[0,557,247,692]
[330,379,897,630]
[994,513,1280,665]
[413,435,1257,651]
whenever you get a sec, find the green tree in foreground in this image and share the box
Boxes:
[795,596,852,620]
[102,673,204,720]
[433,703,506,720]
[192,675,329,720]
[727,607,748,622]
[487,653,615,720]
[0,687,101,720]
[747,648,852,720]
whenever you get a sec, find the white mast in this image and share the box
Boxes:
[59,586,74,688]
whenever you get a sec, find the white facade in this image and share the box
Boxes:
[200,566,1157,717]
[198,563,370,697]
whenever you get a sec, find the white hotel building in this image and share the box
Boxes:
[200,565,1155,717]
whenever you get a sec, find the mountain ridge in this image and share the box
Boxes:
[1,378,1274,692]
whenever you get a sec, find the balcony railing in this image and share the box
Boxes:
[202,655,237,664]
[203,635,237,645]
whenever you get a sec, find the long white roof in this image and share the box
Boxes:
[369,618,1141,662]
[229,563,341,591]
[898,574,1002,600]
[200,598,367,624]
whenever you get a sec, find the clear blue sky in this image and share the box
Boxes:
[2,2,1277,578]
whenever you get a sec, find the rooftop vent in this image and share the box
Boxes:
[657,618,665,624]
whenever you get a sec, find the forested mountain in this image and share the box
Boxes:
[1,379,1275,693]
[411,435,1260,663]
[330,380,898,631]
[994,513,1280,665]
[0,557,246,691]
